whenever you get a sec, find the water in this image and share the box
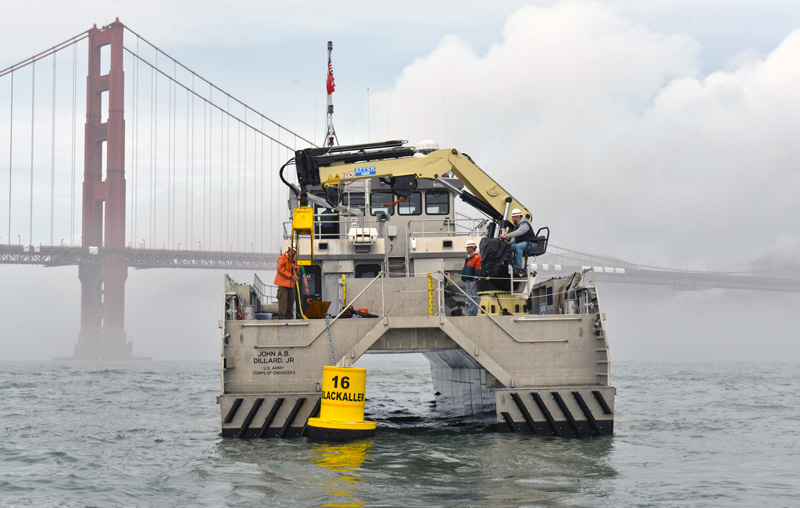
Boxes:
[2,356,799,507]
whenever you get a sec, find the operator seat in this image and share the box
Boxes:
[522,227,550,266]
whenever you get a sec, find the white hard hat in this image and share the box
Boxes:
[416,140,440,155]
[465,241,477,249]
[510,208,523,217]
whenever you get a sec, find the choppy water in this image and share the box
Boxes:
[2,356,799,507]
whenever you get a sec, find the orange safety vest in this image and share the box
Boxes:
[274,252,295,288]
[461,252,482,281]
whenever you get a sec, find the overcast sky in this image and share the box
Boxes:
[1,0,799,361]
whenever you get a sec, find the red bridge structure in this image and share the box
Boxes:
[1,21,310,359]
[1,21,798,360]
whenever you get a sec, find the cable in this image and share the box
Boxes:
[295,279,309,320]
[50,51,56,245]
[29,61,35,245]
[278,158,298,194]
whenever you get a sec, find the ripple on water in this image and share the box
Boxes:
[2,360,800,507]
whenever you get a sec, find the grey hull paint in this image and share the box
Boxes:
[219,276,614,438]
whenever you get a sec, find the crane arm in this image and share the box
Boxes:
[294,141,531,221]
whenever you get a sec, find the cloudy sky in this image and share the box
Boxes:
[1,0,799,361]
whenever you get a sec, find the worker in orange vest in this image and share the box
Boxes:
[274,246,299,319]
[461,240,482,316]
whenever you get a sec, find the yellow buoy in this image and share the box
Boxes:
[307,366,376,441]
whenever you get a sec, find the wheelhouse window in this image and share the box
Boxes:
[314,204,339,239]
[425,190,450,215]
[313,191,339,239]
[398,192,422,216]
[370,192,395,216]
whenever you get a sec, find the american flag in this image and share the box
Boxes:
[326,54,335,95]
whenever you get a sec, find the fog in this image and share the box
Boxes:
[2,1,799,361]
[3,262,799,362]
[600,284,800,362]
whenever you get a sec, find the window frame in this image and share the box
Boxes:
[369,191,396,216]
[397,191,422,216]
[425,189,450,215]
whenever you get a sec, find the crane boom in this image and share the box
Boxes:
[293,141,531,222]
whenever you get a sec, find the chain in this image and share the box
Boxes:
[324,315,336,365]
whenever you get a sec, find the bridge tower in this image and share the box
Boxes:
[73,20,132,360]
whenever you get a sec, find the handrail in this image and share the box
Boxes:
[252,273,277,304]
[404,222,410,277]
[308,271,387,343]
[404,217,484,237]
[442,272,520,342]
[224,274,247,316]
[252,273,265,302]
[283,216,486,240]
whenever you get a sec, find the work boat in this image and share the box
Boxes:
[218,140,615,438]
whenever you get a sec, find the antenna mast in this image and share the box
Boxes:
[325,41,339,147]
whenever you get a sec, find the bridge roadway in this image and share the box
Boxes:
[0,244,278,271]
[576,266,800,293]
[1,244,798,293]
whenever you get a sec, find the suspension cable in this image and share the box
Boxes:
[260,117,264,252]
[237,120,240,250]
[71,44,76,245]
[50,52,56,245]
[190,74,194,249]
[185,87,190,249]
[120,24,314,148]
[226,97,230,249]
[208,85,213,250]
[203,98,207,250]
[133,39,140,247]
[128,48,134,247]
[149,63,154,248]
[219,105,223,251]
[7,73,12,243]
[29,61,35,245]
[243,110,247,251]
[254,122,257,248]
[0,31,90,78]
[153,52,158,248]
[167,59,173,249]
[172,66,177,249]
[122,48,305,152]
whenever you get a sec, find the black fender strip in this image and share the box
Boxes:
[501,411,519,432]
[572,392,603,436]
[592,390,613,414]
[278,397,306,438]
[299,398,322,437]
[551,392,584,437]
[510,393,540,435]
[223,398,243,424]
[531,392,562,436]
[257,398,285,438]
[236,398,264,438]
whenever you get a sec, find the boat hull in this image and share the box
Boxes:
[218,275,615,438]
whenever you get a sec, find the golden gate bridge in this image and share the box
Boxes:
[1,20,797,360]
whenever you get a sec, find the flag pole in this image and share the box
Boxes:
[325,41,339,147]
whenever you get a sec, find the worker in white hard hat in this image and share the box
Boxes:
[499,208,537,274]
[461,240,482,316]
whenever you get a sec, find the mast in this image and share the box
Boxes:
[324,41,339,147]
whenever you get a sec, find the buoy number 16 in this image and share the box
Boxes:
[331,375,350,389]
